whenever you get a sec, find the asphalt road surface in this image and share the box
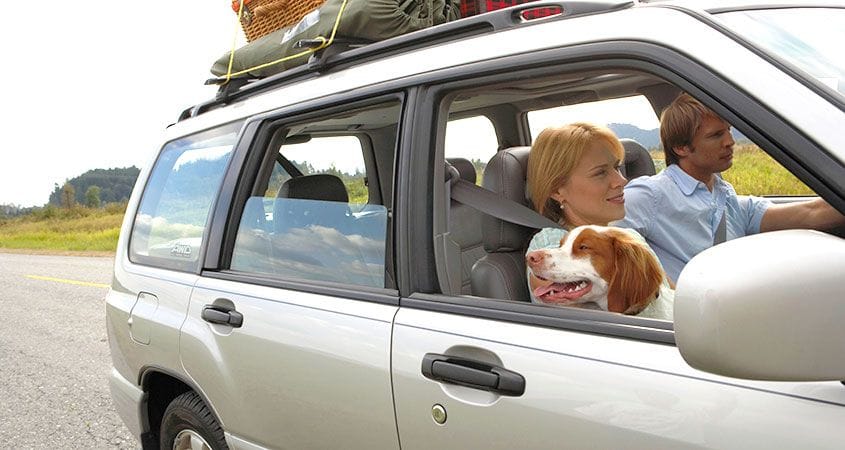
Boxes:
[0,252,136,449]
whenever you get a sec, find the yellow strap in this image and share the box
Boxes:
[225,0,350,83]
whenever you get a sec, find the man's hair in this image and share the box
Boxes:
[660,93,725,166]
[527,122,624,223]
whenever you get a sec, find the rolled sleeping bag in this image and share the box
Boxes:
[212,0,460,79]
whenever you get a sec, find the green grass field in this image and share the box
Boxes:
[0,204,125,253]
[649,143,813,196]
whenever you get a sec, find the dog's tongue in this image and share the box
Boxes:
[534,280,592,303]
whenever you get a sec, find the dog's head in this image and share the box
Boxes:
[526,225,664,315]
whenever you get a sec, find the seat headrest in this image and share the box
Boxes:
[446,157,477,184]
[620,138,656,180]
[480,146,535,252]
[279,174,349,203]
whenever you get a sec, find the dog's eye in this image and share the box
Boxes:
[579,244,590,251]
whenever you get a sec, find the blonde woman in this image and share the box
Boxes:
[525,122,673,319]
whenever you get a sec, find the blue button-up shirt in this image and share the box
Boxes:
[614,164,770,282]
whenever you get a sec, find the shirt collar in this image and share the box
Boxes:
[665,164,706,196]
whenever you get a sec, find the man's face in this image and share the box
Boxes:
[677,114,735,180]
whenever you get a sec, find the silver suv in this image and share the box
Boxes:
[107,1,845,448]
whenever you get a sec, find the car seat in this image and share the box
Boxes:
[445,157,485,294]
[619,138,656,179]
[274,173,351,233]
[470,147,535,301]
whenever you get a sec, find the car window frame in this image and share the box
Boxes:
[201,92,406,304]
[127,119,248,274]
[399,40,845,345]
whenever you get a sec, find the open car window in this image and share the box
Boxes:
[434,66,832,325]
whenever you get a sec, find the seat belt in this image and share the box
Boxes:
[448,176,562,230]
[714,211,727,245]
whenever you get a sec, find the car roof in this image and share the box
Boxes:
[176,0,844,127]
[638,0,845,13]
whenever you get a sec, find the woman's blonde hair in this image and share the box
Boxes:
[527,122,625,223]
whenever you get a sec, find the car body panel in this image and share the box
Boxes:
[392,308,845,449]
[179,275,400,449]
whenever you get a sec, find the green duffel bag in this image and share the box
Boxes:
[212,0,460,79]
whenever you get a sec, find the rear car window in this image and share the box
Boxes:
[129,121,243,271]
[230,100,400,288]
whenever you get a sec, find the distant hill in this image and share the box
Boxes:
[608,123,660,149]
[609,123,749,151]
[49,167,140,207]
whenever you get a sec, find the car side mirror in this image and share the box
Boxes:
[674,230,845,381]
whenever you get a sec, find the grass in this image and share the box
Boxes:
[0,204,126,253]
[648,143,813,196]
[0,145,815,253]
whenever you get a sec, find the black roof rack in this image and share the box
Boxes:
[179,0,633,121]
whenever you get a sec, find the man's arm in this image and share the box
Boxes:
[759,198,845,232]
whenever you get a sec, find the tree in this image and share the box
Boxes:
[61,183,76,208]
[85,185,102,208]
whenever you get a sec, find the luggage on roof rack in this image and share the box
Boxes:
[460,0,561,19]
[233,0,328,42]
[212,0,460,81]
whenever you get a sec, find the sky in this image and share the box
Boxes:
[0,2,241,207]
[0,2,663,208]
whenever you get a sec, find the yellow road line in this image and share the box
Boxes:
[26,275,109,289]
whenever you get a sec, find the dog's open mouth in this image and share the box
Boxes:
[533,278,592,303]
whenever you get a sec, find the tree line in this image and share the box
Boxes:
[0,167,140,219]
[48,167,140,209]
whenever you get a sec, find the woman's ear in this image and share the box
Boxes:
[550,184,567,204]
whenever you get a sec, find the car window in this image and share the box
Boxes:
[527,95,663,169]
[230,100,399,288]
[129,121,242,272]
[445,116,497,185]
[717,7,845,101]
[432,64,839,324]
[721,141,814,196]
[265,136,369,204]
[527,95,812,196]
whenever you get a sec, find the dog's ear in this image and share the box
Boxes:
[606,232,664,315]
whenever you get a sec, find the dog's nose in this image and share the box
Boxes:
[526,250,546,267]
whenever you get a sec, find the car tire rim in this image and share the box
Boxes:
[173,429,212,450]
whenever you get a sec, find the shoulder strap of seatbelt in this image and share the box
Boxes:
[449,177,562,230]
[714,211,727,245]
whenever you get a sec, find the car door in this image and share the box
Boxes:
[392,307,845,449]
[390,37,845,448]
[179,97,403,449]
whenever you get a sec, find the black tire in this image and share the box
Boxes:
[159,391,229,450]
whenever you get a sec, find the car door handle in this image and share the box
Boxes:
[421,353,525,396]
[201,305,244,328]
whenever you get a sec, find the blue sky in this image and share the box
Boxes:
[0,1,239,206]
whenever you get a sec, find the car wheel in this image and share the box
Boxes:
[160,391,229,450]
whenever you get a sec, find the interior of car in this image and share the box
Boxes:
[223,66,841,320]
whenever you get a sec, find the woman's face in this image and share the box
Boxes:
[551,140,627,227]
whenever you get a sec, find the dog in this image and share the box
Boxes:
[526,225,670,318]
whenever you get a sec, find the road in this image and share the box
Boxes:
[0,252,136,449]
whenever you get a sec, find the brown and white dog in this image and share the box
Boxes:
[526,225,668,316]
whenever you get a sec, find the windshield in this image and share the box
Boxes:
[717,7,845,100]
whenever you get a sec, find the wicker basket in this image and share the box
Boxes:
[233,0,328,42]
